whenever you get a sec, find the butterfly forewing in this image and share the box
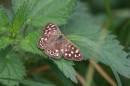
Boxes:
[38,23,62,58]
[43,23,61,37]
[38,23,83,61]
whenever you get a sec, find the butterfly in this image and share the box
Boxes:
[38,23,83,61]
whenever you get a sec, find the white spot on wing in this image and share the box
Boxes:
[44,38,47,41]
[41,38,44,40]
[44,32,47,34]
[65,53,68,56]
[69,54,71,57]
[68,45,71,48]
[49,28,52,30]
[40,44,43,47]
[72,47,74,50]
[51,25,55,27]
[75,49,79,53]
[75,54,77,58]
[55,49,59,52]
[61,49,64,52]
[71,51,74,54]
[49,24,53,26]
[46,26,49,29]
[78,54,81,56]
[56,53,59,56]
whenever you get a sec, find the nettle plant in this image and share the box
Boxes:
[0,0,130,86]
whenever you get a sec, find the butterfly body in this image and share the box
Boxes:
[38,23,83,61]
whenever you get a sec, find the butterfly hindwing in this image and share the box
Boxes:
[62,40,83,61]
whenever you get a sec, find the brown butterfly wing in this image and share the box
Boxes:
[38,23,62,58]
[61,38,83,61]
[38,23,83,61]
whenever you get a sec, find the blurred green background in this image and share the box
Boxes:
[0,0,130,86]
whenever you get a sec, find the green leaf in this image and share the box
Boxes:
[128,48,130,58]
[12,0,76,27]
[10,2,29,37]
[21,79,55,86]
[0,8,9,33]
[12,0,27,13]
[20,31,44,56]
[30,0,76,27]
[20,30,77,83]
[54,59,77,83]
[0,36,13,49]
[0,53,25,86]
[63,2,130,79]
[111,68,122,86]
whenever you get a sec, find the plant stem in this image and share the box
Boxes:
[76,72,85,86]
[90,60,117,86]
[104,0,113,30]
[85,60,95,86]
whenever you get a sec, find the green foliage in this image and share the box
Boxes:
[0,36,13,49]
[12,0,76,27]
[29,0,76,27]
[0,0,130,86]
[68,34,130,77]
[63,2,130,78]
[0,53,25,86]
[0,8,9,33]
[109,17,130,49]
[0,8,8,26]
[20,31,44,56]
[21,79,55,86]
[54,59,77,83]
[10,2,29,37]
[9,0,77,85]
